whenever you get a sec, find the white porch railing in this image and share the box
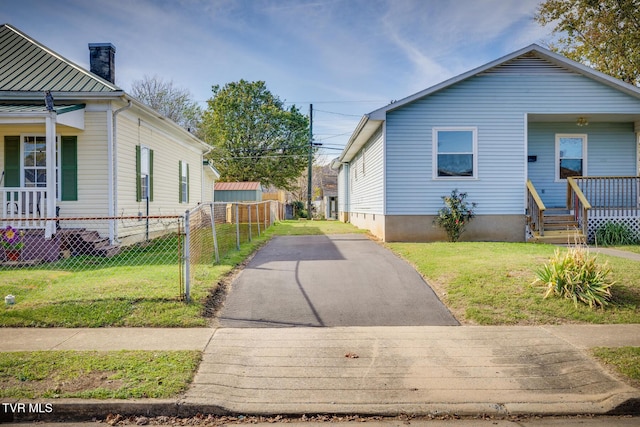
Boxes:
[1,188,48,229]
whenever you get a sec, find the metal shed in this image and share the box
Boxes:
[214,182,263,202]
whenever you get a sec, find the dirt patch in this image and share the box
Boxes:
[2,370,124,397]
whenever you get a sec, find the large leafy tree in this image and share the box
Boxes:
[130,75,203,132]
[535,0,640,86]
[201,80,311,190]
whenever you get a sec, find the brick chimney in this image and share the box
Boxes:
[88,43,116,84]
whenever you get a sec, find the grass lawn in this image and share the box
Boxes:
[593,347,640,388]
[0,231,272,327]
[0,350,200,399]
[386,242,640,325]
[270,219,369,236]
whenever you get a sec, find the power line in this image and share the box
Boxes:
[313,108,362,117]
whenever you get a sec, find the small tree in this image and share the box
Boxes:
[130,75,202,132]
[434,190,477,242]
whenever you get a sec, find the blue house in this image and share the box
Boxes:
[333,44,640,243]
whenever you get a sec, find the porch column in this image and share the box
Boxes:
[45,112,57,238]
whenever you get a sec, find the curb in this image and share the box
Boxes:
[4,395,640,423]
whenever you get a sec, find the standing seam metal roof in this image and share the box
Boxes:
[0,23,120,93]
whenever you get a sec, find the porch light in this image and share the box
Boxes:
[576,116,589,126]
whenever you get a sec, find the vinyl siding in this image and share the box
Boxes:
[116,109,204,218]
[67,111,109,216]
[349,127,383,214]
[337,163,348,212]
[385,62,640,215]
[528,122,637,207]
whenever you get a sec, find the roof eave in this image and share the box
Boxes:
[122,94,212,154]
[0,91,125,101]
[338,115,383,163]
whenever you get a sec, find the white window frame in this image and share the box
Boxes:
[140,145,150,200]
[432,127,478,180]
[21,134,61,200]
[180,160,188,204]
[555,134,587,182]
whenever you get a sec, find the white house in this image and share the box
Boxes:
[0,24,219,254]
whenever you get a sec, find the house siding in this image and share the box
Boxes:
[384,61,640,216]
[116,108,204,219]
[349,127,384,214]
[528,122,637,207]
[66,110,109,217]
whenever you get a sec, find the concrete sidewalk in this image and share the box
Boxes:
[2,325,640,420]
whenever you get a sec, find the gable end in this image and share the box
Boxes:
[480,52,577,76]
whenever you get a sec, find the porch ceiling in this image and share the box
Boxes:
[0,104,85,129]
[528,113,640,123]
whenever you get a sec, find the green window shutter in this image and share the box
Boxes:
[60,136,78,201]
[135,145,141,202]
[178,160,183,203]
[186,163,190,203]
[4,136,20,188]
[149,149,154,202]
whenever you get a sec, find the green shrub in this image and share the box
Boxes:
[434,189,477,242]
[595,221,638,246]
[534,246,615,308]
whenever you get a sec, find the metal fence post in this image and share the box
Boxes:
[256,203,261,236]
[248,202,252,242]
[184,209,191,303]
[209,203,219,263]
[235,203,240,250]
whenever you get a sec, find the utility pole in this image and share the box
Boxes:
[307,104,313,217]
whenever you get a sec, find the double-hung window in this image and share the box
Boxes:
[23,136,51,189]
[433,127,477,179]
[3,135,77,202]
[556,134,587,180]
[136,145,154,202]
[179,160,189,203]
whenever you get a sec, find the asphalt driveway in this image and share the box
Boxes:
[217,234,458,327]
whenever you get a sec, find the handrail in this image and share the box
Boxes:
[526,180,546,236]
[566,177,592,210]
[566,177,591,238]
[527,180,546,211]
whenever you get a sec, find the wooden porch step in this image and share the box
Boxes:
[94,245,121,258]
[529,230,586,244]
[61,229,119,257]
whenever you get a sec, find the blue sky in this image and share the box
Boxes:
[2,0,551,161]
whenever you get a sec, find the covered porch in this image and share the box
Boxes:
[1,103,85,237]
[525,113,640,243]
[527,176,640,243]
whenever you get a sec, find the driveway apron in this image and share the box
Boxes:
[217,234,458,327]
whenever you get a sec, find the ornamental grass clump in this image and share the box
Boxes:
[434,189,476,242]
[595,221,639,246]
[534,246,615,308]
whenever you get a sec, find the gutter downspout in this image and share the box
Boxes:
[109,99,132,243]
[201,146,213,203]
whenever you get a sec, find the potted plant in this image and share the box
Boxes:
[1,226,24,261]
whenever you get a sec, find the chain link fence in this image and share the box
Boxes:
[1,201,283,302]
[185,201,282,301]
